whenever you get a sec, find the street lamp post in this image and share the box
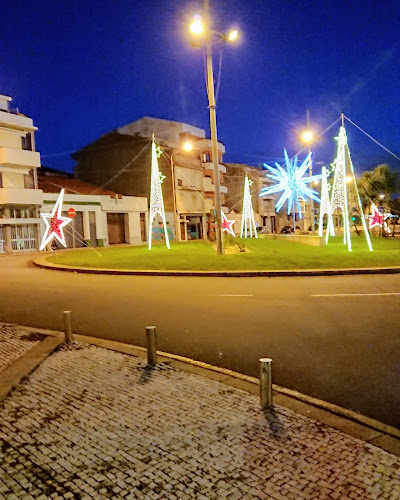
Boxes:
[204,0,223,255]
[301,110,315,234]
[189,1,238,255]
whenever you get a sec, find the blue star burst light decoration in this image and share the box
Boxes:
[259,149,323,218]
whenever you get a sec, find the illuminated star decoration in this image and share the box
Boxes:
[221,210,236,237]
[259,149,322,218]
[369,202,392,233]
[40,189,72,250]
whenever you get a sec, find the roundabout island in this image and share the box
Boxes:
[34,236,400,276]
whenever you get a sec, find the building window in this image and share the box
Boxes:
[21,133,33,151]
[0,173,2,188]
[24,171,35,189]
[202,152,211,163]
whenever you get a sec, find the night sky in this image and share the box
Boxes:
[1,0,399,174]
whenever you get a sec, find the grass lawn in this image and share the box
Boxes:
[43,236,400,271]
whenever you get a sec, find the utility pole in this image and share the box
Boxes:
[204,0,224,255]
[307,109,315,235]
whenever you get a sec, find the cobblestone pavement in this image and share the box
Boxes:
[0,324,45,372]
[0,343,399,500]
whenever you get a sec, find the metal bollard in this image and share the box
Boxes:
[63,311,73,344]
[146,326,157,367]
[259,358,273,409]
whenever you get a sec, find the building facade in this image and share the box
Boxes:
[38,168,148,249]
[73,117,228,242]
[0,94,42,252]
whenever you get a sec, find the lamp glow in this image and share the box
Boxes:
[227,29,238,42]
[189,19,204,35]
[183,141,193,152]
[301,131,313,143]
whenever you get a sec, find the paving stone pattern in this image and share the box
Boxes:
[0,324,44,372]
[0,343,399,499]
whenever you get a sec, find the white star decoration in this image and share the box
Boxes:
[40,189,72,251]
[221,210,236,237]
[259,149,322,218]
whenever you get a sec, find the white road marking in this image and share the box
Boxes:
[201,294,254,297]
[312,292,400,297]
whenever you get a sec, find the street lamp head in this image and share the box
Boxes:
[182,141,193,152]
[226,29,238,42]
[346,176,352,184]
[189,17,204,35]
[301,130,313,144]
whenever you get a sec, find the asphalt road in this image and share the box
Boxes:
[1,253,399,428]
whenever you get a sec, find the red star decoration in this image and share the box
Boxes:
[40,189,72,250]
[50,215,64,239]
[368,202,391,231]
[221,210,236,237]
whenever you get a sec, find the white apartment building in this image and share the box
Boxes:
[0,94,42,252]
[0,94,148,253]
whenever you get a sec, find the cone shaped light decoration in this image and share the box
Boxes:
[40,189,72,251]
[148,137,170,250]
[318,166,335,237]
[326,125,372,251]
[240,176,258,238]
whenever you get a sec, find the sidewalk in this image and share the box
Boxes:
[0,333,399,499]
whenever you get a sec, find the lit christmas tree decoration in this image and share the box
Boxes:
[240,176,258,238]
[221,210,236,237]
[326,125,373,251]
[148,138,170,250]
[369,202,392,233]
[318,166,335,237]
[259,149,322,219]
[40,189,72,251]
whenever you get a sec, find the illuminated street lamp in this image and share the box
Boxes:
[188,2,239,255]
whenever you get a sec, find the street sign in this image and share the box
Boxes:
[68,207,75,218]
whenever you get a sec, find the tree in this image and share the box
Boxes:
[357,164,399,204]
[357,164,399,237]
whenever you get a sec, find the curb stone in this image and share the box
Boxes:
[0,325,64,401]
[32,255,400,277]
